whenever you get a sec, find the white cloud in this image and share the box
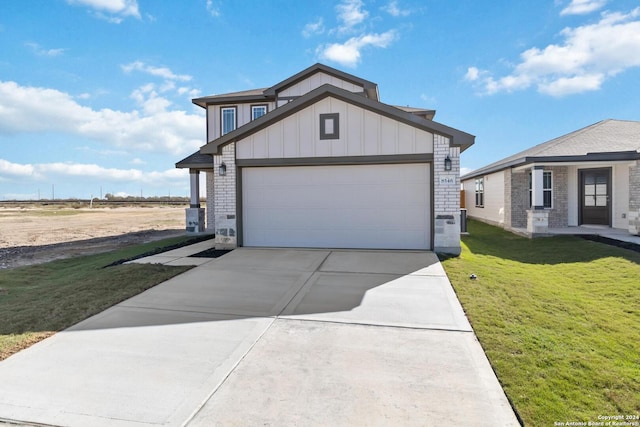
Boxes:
[206,0,220,17]
[0,159,37,178]
[467,7,640,96]
[318,30,397,68]
[302,18,325,38]
[561,0,607,16]
[0,158,187,184]
[67,0,140,22]
[383,1,411,17]
[121,61,191,82]
[336,0,368,33]
[464,67,480,81]
[0,81,204,155]
[25,42,66,57]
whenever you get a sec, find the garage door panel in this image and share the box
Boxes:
[242,164,431,250]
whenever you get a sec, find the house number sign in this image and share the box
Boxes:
[439,175,456,185]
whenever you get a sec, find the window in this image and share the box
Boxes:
[475,178,484,207]
[251,105,267,120]
[221,107,237,135]
[529,171,553,208]
[320,113,340,140]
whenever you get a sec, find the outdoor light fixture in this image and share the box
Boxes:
[219,162,227,176]
[444,156,452,171]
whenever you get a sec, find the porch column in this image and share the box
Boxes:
[185,169,205,233]
[531,166,545,210]
[190,170,200,208]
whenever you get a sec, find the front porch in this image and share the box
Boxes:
[511,224,640,247]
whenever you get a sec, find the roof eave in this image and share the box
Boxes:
[461,151,640,180]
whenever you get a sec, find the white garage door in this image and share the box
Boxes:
[242,163,431,250]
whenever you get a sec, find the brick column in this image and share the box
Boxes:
[433,134,461,255]
[213,142,237,247]
[206,171,215,232]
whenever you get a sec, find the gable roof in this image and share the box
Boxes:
[263,63,379,101]
[462,119,640,180]
[191,63,380,109]
[175,151,213,169]
[200,83,474,155]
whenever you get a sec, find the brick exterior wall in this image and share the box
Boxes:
[548,166,568,228]
[629,161,640,235]
[433,134,461,254]
[213,142,237,246]
[510,166,568,230]
[510,171,529,228]
[205,171,215,232]
[504,170,512,228]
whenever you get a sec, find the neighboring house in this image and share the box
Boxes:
[176,63,474,254]
[461,119,640,236]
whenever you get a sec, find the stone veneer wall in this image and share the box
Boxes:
[205,171,215,232]
[213,142,237,246]
[433,134,461,254]
[629,161,640,235]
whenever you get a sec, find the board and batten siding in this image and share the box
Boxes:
[236,97,434,159]
[463,171,506,227]
[207,102,276,140]
[278,72,364,98]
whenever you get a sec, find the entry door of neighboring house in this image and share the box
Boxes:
[579,168,611,226]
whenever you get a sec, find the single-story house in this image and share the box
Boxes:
[461,119,640,236]
[176,63,475,254]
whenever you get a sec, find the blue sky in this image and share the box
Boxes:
[1,0,639,199]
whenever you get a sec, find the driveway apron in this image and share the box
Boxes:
[0,248,519,426]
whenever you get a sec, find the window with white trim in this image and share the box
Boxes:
[475,178,484,207]
[221,107,236,135]
[529,171,553,208]
[251,105,267,120]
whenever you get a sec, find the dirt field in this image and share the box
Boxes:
[0,206,188,269]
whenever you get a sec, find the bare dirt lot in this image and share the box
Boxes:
[0,206,188,269]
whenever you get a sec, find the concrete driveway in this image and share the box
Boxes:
[0,248,520,426]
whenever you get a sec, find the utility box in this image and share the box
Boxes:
[460,209,467,233]
[185,208,205,233]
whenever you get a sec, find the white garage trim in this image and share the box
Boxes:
[241,163,431,250]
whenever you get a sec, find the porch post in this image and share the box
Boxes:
[185,169,205,233]
[190,170,200,208]
[531,166,545,209]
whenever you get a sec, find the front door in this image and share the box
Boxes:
[579,168,611,226]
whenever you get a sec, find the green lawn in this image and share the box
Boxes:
[0,236,197,360]
[441,220,640,426]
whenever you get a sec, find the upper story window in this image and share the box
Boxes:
[221,107,237,136]
[251,105,267,120]
[529,171,553,208]
[475,178,484,208]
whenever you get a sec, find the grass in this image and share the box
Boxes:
[0,236,196,361]
[441,220,640,426]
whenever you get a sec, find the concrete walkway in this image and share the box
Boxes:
[0,248,520,427]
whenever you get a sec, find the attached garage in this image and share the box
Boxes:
[242,163,431,249]
[183,64,475,254]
